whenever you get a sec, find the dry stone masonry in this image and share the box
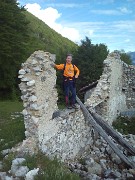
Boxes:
[18,51,135,160]
[18,50,93,160]
[85,52,135,124]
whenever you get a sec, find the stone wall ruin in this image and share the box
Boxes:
[18,50,135,160]
[85,52,135,124]
[18,51,93,160]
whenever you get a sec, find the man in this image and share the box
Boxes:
[52,54,80,109]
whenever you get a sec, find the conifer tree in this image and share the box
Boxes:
[74,37,109,89]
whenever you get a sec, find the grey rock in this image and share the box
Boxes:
[35,72,41,76]
[112,170,121,178]
[100,159,107,170]
[33,66,42,72]
[11,158,26,174]
[15,166,29,177]
[27,80,35,86]
[30,103,39,110]
[111,154,122,164]
[28,95,37,102]
[85,157,95,166]
[104,169,112,178]
[87,162,102,175]
[21,77,30,82]
[22,109,28,116]
[0,172,7,180]
[5,176,13,180]
[59,109,75,118]
[1,149,11,156]
[126,172,133,178]
[19,69,26,75]
[31,116,39,124]
[18,75,24,79]
[25,168,39,180]
[52,110,61,119]
[32,59,38,65]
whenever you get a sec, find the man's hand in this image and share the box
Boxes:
[50,63,56,68]
[75,75,78,78]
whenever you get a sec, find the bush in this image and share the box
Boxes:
[112,116,135,135]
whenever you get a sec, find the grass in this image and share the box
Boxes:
[24,152,80,180]
[2,152,16,172]
[0,101,25,159]
[112,116,135,135]
[2,151,80,180]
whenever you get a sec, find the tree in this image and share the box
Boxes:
[120,50,132,65]
[73,37,109,90]
[0,0,29,99]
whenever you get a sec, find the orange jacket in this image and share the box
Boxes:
[55,63,80,78]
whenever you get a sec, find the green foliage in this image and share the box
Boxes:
[120,53,132,65]
[114,50,132,65]
[0,0,29,99]
[0,101,25,159]
[73,37,109,90]
[2,151,80,179]
[23,152,80,180]
[23,11,77,63]
[112,116,135,135]
[0,1,77,100]
[2,152,16,172]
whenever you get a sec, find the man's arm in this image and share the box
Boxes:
[55,64,64,70]
[50,63,64,70]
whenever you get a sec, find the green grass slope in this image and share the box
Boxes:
[24,11,78,62]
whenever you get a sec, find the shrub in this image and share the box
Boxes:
[112,116,135,135]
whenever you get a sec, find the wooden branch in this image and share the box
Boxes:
[90,110,135,155]
[79,81,98,93]
[76,96,135,169]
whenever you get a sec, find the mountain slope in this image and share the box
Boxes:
[24,11,78,63]
[128,52,135,65]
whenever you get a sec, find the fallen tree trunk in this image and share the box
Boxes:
[76,96,135,169]
[90,110,135,155]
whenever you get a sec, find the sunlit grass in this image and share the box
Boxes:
[0,101,25,159]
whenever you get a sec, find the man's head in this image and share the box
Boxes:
[66,54,72,64]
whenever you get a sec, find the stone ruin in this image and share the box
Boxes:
[18,50,135,161]
[18,50,93,160]
[85,52,135,124]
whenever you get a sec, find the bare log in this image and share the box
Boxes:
[79,81,98,93]
[76,96,135,169]
[90,110,135,155]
